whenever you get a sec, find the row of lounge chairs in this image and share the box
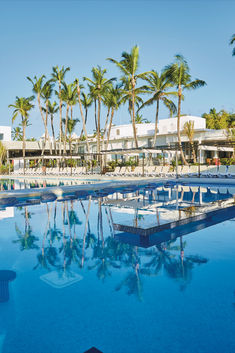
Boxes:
[11,165,235,178]
[107,165,235,178]
[12,167,101,176]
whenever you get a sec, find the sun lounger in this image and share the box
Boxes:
[180,165,189,177]
[152,166,162,177]
[161,166,170,177]
[228,165,235,178]
[218,165,229,178]
[188,165,199,177]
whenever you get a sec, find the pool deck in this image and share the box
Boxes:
[0,174,235,207]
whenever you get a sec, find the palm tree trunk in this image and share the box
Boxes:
[97,95,102,171]
[76,82,90,153]
[50,115,57,155]
[37,93,47,157]
[102,107,110,151]
[22,118,26,175]
[177,89,188,165]
[105,107,115,166]
[63,104,69,155]
[131,80,138,148]
[97,96,101,154]
[94,99,98,131]
[106,107,114,150]
[79,107,88,139]
[59,82,63,156]
[153,99,159,146]
[191,141,197,163]
[45,100,52,155]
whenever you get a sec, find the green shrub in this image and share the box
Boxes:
[0,164,11,175]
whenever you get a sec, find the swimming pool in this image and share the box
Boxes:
[0,178,104,191]
[0,182,235,353]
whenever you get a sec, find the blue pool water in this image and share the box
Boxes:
[0,178,103,191]
[0,182,235,353]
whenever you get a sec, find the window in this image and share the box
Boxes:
[0,134,3,141]
[116,129,120,136]
[78,147,85,154]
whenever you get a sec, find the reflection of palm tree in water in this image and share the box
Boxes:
[14,207,39,251]
[14,200,209,299]
[34,203,60,270]
[60,201,83,273]
[144,237,208,291]
[115,246,143,301]
[81,197,91,267]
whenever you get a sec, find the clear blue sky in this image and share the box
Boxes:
[1,0,235,138]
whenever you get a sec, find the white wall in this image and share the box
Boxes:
[0,126,11,141]
[109,116,206,140]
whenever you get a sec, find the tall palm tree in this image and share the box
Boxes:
[51,66,70,155]
[107,46,150,148]
[62,118,79,155]
[80,92,92,138]
[229,34,235,56]
[9,96,34,173]
[88,84,98,131]
[47,101,59,154]
[139,70,177,146]
[75,79,90,154]
[12,126,23,141]
[84,66,115,162]
[41,81,54,154]
[27,75,51,156]
[59,82,77,154]
[0,142,6,167]
[105,84,123,152]
[183,121,196,163]
[164,55,206,165]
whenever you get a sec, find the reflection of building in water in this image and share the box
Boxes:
[0,207,14,220]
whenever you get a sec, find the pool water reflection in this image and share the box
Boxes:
[0,184,235,353]
[0,178,102,191]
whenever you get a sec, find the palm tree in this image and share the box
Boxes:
[139,70,177,146]
[47,101,59,154]
[27,75,51,156]
[164,55,206,165]
[107,46,150,148]
[133,112,150,124]
[105,84,123,152]
[229,34,235,56]
[12,127,23,141]
[0,142,6,167]
[83,66,115,162]
[225,127,235,157]
[183,121,197,163]
[9,96,34,173]
[80,92,92,139]
[51,66,70,155]
[75,79,90,153]
[59,82,77,154]
[62,118,79,155]
[41,81,54,154]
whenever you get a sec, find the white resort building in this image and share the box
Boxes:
[1,115,233,170]
[78,115,233,164]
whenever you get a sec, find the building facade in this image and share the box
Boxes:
[78,115,233,164]
[0,126,11,142]
[1,116,233,168]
